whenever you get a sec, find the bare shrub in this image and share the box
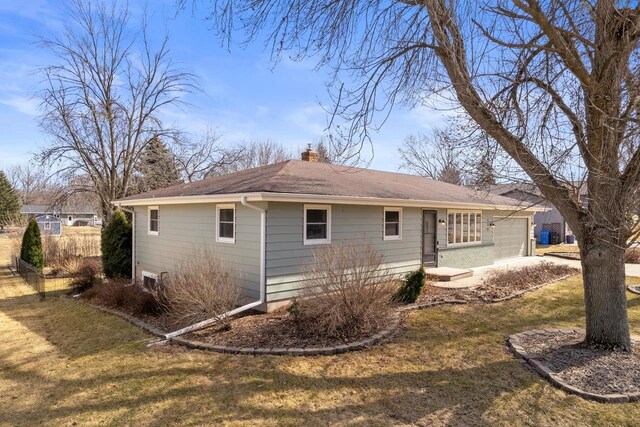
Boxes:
[42,233,101,273]
[90,279,128,308]
[69,259,102,294]
[475,261,580,302]
[128,285,165,316]
[294,241,397,341]
[162,248,242,329]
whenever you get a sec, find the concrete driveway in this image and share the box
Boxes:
[434,255,640,289]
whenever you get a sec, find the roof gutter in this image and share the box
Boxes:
[114,192,545,212]
[162,196,267,340]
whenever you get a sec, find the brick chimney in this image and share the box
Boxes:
[301,146,319,162]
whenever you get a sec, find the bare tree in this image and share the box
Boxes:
[399,130,466,185]
[7,163,58,205]
[183,0,640,350]
[174,128,244,181]
[219,138,293,173]
[39,1,195,220]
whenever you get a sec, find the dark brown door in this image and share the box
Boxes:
[423,210,437,267]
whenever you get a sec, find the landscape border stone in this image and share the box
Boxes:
[80,297,472,356]
[168,312,402,356]
[81,300,167,337]
[627,285,640,295]
[507,328,640,403]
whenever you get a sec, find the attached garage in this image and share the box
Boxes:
[493,217,529,260]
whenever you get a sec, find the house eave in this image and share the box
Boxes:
[113,192,544,212]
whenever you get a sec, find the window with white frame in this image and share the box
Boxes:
[304,204,331,245]
[141,271,157,289]
[148,207,159,235]
[44,222,51,230]
[216,204,235,243]
[447,211,482,245]
[383,207,402,240]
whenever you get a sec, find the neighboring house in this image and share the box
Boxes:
[489,183,584,244]
[114,148,539,312]
[34,214,62,237]
[20,205,99,227]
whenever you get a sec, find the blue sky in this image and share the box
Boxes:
[0,0,451,173]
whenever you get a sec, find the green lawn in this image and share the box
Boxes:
[2,267,640,426]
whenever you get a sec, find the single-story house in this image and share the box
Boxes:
[489,183,585,244]
[21,204,99,227]
[114,148,539,312]
[34,214,62,237]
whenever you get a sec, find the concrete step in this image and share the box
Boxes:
[424,267,473,282]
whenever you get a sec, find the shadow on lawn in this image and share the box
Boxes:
[3,270,640,425]
[0,351,537,426]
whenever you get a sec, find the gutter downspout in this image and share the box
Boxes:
[116,204,136,284]
[163,196,266,340]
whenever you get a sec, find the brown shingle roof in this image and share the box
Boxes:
[117,160,525,207]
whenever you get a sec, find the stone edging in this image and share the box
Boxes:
[81,299,402,356]
[398,299,468,312]
[627,285,640,295]
[170,312,402,356]
[507,328,640,403]
[81,300,168,338]
[543,252,581,261]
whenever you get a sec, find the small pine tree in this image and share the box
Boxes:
[101,209,132,279]
[135,138,182,193]
[315,140,333,164]
[0,170,20,229]
[20,219,44,270]
[474,152,497,190]
[393,268,427,304]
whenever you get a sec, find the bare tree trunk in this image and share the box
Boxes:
[580,237,631,350]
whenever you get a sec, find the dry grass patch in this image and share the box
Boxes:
[4,264,640,425]
[536,243,580,256]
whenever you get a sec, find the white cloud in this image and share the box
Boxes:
[286,103,327,135]
[0,96,39,116]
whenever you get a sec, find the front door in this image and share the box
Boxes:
[422,210,437,267]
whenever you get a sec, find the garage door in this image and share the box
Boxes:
[494,217,528,260]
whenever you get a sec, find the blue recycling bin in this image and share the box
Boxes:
[540,230,550,245]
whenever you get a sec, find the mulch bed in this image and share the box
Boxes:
[415,263,580,305]
[516,330,640,395]
[183,308,397,348]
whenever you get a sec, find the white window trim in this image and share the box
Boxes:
[303,204,331,245]
[141,271,158,286]
[447,210,483,247]
[383,207,402,240]
[148,206,159,236]
[216,203,236,244]
[43,222,51,230]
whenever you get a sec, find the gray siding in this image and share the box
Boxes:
[436,209,534,268]
[131,200,535,305]
[265,203,422,302]
[134,203,262,299]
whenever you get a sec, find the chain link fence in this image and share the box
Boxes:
[12,257,71,299]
